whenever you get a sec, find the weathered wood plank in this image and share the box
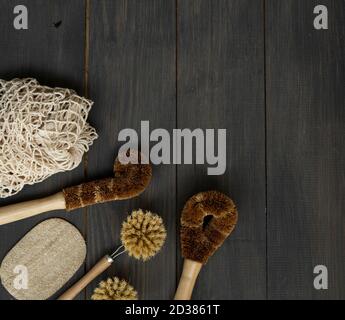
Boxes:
[0,0,86,300]
[266,0,345,299]
[87,0,176,299]
[177,0,266,299]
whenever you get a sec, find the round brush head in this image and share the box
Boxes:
[91,277,138,300]
[121,209,167,261]
[113,150,152,200]
[181,191,238,264]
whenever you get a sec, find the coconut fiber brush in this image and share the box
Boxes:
[0,151,152,225]
[174,191,238,300]
[58,209,167,300]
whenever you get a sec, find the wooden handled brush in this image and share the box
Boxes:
[174,191,238,300]
[58,209,166,300]
[0,151,152,226]
[91,277,138,300]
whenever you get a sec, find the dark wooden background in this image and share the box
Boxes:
[0,0,344,300]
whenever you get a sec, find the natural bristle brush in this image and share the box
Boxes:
[58,209,167,300]
[0,150,152,225]
[91,277,138,300]
[174,191,238,300]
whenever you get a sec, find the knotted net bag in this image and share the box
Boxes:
[0,78,98,198]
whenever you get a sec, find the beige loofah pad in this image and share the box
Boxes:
[0,218,86,300]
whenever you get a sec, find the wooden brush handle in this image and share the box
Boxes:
[0,192,66,226]
[174,259,203,300]
[58,256,113,300]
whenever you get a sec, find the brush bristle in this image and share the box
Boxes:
[63,150,152,211]
[91,277,138,300]
[121,209,167,261]
[181,191,238,264]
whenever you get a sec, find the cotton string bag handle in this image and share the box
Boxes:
[0,150,152,225]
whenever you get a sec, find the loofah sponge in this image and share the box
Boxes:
[121,209,167,261]
[91,277,138,300]
[0,218,86,300]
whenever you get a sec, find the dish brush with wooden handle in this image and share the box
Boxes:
[174,191,238,300]
[0,150,152,226]
[91,277,138,300]
[58,209,166,300]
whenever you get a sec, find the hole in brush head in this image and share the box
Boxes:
[202,215,213,230]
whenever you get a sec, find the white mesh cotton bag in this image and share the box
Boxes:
[0,78,98,198]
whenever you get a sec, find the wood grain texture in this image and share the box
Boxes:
[266,0,345,299]
[86,0,176,300]
[0,0,86,300]
[177,0,266,299]
[0,0,344,300]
